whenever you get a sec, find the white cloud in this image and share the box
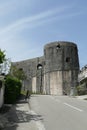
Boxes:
[0,5,75,35]
[0,7,62,34]
[0,2,85,62]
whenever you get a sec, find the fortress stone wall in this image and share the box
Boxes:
[12,41,79,95]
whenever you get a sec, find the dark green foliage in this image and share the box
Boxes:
[0,49,6,64]
[10,65,26,80]
[4,76,22,104]
[77,82,87,95]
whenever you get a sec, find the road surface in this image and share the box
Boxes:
[29,95,87,130]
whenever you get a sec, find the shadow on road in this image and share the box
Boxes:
[1,94,43,130]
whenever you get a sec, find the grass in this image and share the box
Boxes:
[21,90,26,95]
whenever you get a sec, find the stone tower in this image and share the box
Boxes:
[12,41,79,95]
[44,41,79,95]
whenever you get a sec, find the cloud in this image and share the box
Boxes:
[0,5,75,35]
[0,2,85,62]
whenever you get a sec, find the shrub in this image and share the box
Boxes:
[77,83,87,95]
[4,76,22,104]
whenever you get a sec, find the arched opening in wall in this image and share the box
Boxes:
[37,63,43,93]
[56,44,61,50]
[37,64,42,70]
[66,57,70,63]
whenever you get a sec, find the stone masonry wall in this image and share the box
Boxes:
[12,41,79,95]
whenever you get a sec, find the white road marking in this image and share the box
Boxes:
[30,110,46,130]
[64,102,83,112]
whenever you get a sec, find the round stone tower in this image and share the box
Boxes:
[44,41,79,95]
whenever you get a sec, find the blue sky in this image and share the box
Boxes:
[0,0,87,68]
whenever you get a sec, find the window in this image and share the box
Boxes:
[66,57,70,63]
[56,44,60,50]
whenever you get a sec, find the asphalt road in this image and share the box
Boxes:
[29,95,87,130]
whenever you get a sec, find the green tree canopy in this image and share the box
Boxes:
[10,65,26,80]
[0,49,6,64]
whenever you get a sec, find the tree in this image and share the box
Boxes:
[4,76,22,103]
[0,58,11,74]
[0,49,11,75]
[9,65,27,91]
[10,65,26,81]
[0,49,6,64]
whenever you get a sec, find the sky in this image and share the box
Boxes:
[0,0,87,69]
